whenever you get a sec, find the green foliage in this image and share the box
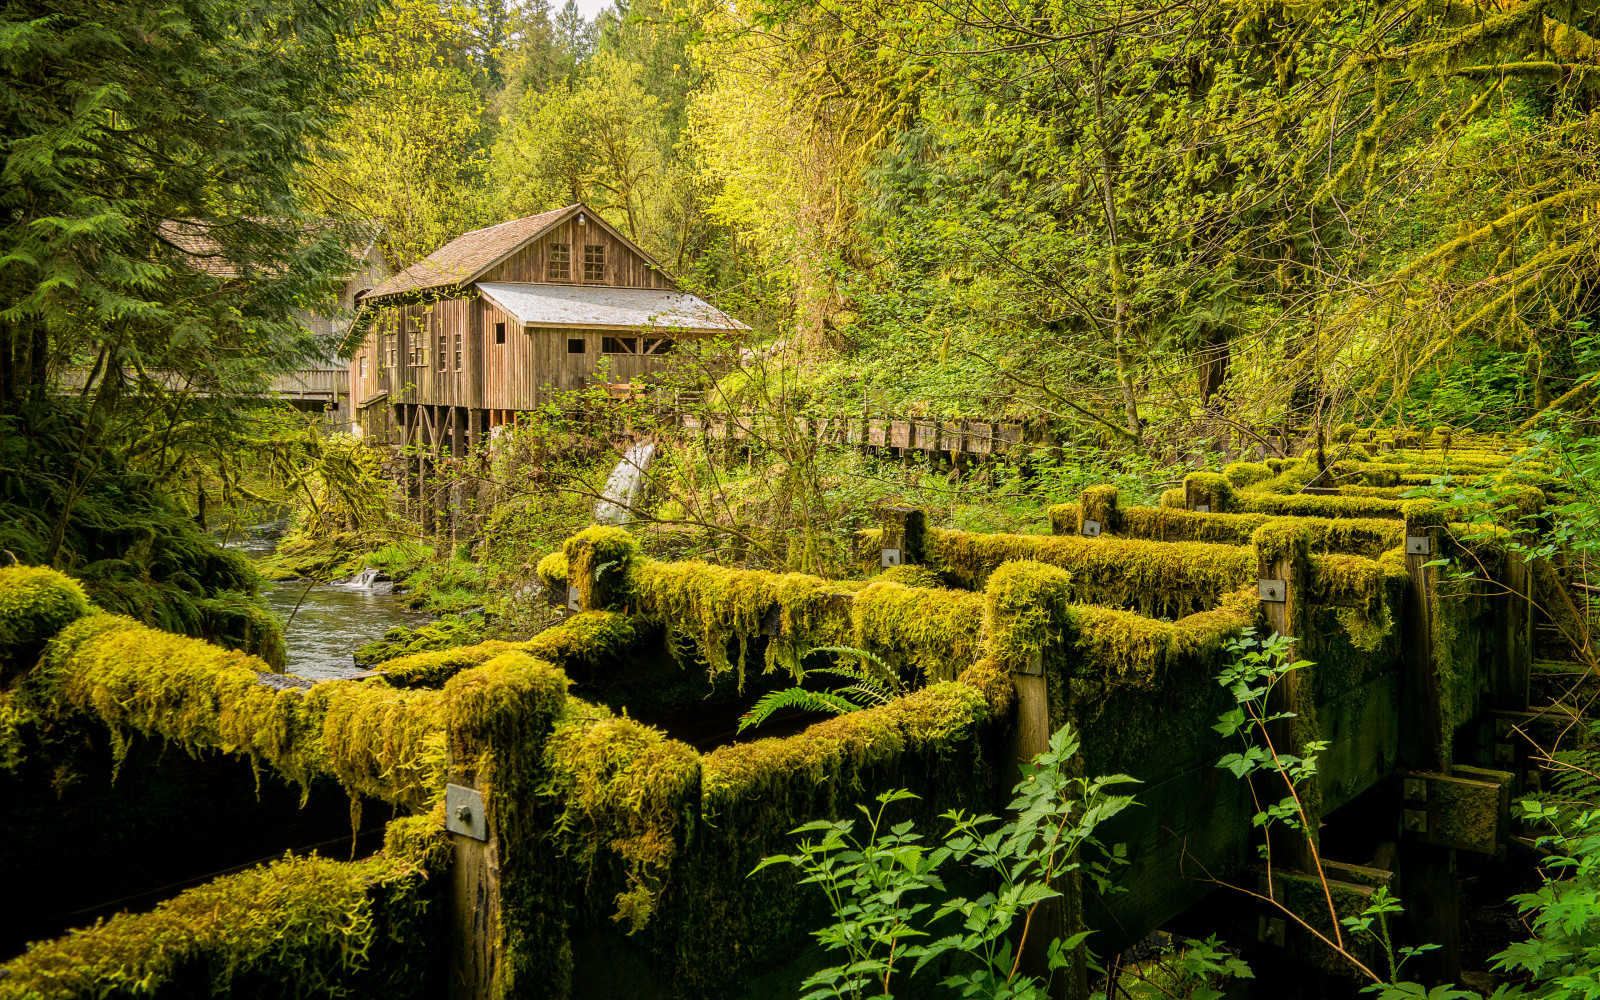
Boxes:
[755,725,1141,999]
[736,645,907,734]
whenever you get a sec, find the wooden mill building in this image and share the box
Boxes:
[349,203,746,452]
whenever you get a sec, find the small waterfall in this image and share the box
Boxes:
[594,441,656,525]
[339,567,388,590]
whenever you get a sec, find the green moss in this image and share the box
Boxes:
[923,528,1256,616]
[1224,462,1274,487]
[852,580,985,682]
[1331,422,1358,444]
[354,614,487,667]
[982,560,1074,667]
[375,640,526,688]
[33,614,450,809]
[1184,472,1236,511]
[542,701,700,933]
[871,564,946,589]
[0,851,441,999]
[564,526,642,611]
[537,550,569,597]
[625,559,852,684]
[382,812,453,872]
[1080,484,1121,530]
[524,611,638,668]
[0,565,91,672]
[699,680,990,812]
[1159,487,1185,509]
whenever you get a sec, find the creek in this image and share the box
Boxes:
[223,515,429,679]
[262,580,429,679]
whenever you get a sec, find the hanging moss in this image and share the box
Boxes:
[1051,504,1406,559]
[625,559,853,684]
[852,580,985,682]
[382,811,453,872]
[0,850,442,1000]
[542,700,700,934]
[0,565,91,674]
[31,614,452,809]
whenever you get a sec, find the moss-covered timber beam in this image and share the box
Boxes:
[0,822,447,1000]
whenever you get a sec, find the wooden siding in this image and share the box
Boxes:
[479,219,670,289]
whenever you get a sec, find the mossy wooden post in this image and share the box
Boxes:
[1251,523,1317,874]
[1491,504,1534,712]
[1078,485,1118,537]
[446,768,501,1000]
[1398,514,1460,983]
[879,507,925,568]
[1184,472,1233,514]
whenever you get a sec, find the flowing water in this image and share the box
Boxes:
[222,514,430,680]
[261,581,430,680]
[594,440,656,524]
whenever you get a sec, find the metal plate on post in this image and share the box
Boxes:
[566,585,581,612]
[880,547,902,568]
[1194,504,1211,514]
[1406,535,1432,555]
[1258,579,1286,602]
[445,783,488,841]
[1081,519,1102,538]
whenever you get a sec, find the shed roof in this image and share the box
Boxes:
[364,204,668,300]
[475,282,748,333]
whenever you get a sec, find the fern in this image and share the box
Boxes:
[735,645,909,734]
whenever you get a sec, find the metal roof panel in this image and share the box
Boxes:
[475,282,748,332]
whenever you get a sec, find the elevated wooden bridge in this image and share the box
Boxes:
[0,440,1581,1000]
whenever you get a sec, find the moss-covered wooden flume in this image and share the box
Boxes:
[0,442,1558,998]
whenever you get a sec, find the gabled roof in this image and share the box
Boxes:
[476,282,748,333]
[363,204,670,300]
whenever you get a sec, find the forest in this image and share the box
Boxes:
[1,0,1599,996]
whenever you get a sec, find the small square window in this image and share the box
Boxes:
[584,244,605,282]
[495,322,506,344]
[548,243,570,281]
[567,338,586,354]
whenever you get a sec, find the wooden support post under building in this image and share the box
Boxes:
[1398,516,1460,982]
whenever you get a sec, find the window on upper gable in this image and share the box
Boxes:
[548,243,571,281]
[584,244,605,282]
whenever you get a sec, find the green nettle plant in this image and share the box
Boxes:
[755,724,1151,999]
[1213,630,1478,998]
